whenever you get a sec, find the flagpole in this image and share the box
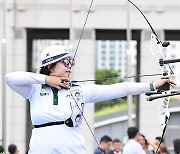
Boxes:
[127,1,133,127]
[2,0,7,149]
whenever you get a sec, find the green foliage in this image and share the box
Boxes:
[95,99,125,112]
[95,69,123,85]
[95,100,136,117]
[95,69,126,112]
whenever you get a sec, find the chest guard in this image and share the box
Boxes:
[67,85,84,127]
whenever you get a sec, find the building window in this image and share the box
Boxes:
[101,42,106,48]
[110,57,115,61]
[102,57,106,61]
[102,50,106,54]
[102,63,105,67]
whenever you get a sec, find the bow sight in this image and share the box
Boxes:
[145,33,180,101]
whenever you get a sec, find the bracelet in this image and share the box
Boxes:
[149,81,155,91]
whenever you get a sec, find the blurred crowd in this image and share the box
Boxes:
[0,144,19,154]
[0,129,180,154]
[94,127,180,154]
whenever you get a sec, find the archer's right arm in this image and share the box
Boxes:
[5,72,46,99]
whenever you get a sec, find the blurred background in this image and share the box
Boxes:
[1,0,180,153]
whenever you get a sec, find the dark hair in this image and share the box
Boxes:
[8,144,17,154]
[39,62,57,75]
[173,138,180,154]
[159,146,169,154]
[139,134,148,145]
[0,145,4,153]
[155,136,164,143]
[127,127,139,139]
[112,139,121,144]
[100,135,112,143]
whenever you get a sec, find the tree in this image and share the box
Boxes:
[95,69,126,112]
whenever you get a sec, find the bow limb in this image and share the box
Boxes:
[155,92,170,154]
[149,23,171,154]
[158,92,170,130]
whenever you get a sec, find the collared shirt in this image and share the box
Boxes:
[107,150,122,154]
[123,139,146,154]
[113,150,122,154]
[5,72,151,154]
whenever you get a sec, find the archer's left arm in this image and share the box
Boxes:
[82,82,152,103]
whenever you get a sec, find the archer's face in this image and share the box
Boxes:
[50,57,73,78]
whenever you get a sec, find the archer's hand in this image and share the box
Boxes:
[155,78,176,89]
[45,76,70,89]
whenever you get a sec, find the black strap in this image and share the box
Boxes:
[34,121,65,128]
[34,118,74,128]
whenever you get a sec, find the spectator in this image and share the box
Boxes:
[154,137,165,148]
[138,134,146,149]
[123,127,145,154]
[8,144,19,154]
[94,135,112,154]
[153,136,165,153]
[173,138,180,154]
[138,134,153,154]
[0,145,5,153]
[158,146,169,154]
[107,139,122,154]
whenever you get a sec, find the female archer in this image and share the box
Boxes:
[5,45,175,154]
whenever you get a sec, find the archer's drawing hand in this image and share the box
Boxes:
[45,76,70,89]
[155,78,176,89]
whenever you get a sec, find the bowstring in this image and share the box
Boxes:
[69,90,101,148]
[70,0,102,151]
[155,115,169,154]
[128,0,158,38]
[73,0,94,60]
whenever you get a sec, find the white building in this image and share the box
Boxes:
[1,0,180,153]
[96,40,137,78]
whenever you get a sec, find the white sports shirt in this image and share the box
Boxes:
[123,139,146,154]
[5,72,152,154]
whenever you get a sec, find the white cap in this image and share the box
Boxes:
[38,45,75,68]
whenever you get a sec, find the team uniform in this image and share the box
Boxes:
[6,72,152,154]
